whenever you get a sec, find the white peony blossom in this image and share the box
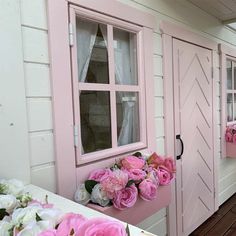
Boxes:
[0,221,12,236]
[0,179,25,196]
[91,184,110,207]
[0,194,18,213]
[74,184,91,205]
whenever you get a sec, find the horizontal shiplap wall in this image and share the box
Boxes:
[20,0,56,192]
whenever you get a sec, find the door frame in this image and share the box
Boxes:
[160,21,219,236]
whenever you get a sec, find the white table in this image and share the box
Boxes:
[25,185,157,236]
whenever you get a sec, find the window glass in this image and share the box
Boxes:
[227,60,232,90]
[113,28,138,85]
[80,91,112,154]
[76,18,109,84]
[116,92,140,146]
[227,93,233,122]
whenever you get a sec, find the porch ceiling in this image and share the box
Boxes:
[188,0,236,24]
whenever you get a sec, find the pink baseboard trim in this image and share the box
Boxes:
[87,185,171,225]
[226,142,236,158]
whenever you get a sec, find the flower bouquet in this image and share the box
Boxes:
[74,152,175,212]
[225,125,236,144]
[0,179,129,236]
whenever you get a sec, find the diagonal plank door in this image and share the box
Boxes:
[173,39,215,236]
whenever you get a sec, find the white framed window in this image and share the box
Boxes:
[69,6,149,165]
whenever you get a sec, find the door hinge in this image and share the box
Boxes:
[73,125,79,147]
[69,22,74,46]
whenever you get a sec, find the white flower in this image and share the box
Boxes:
[74,184,91,205]
[0,179,25,196]
[17,221,54,236]
[0,194,18,213]
[0,221,12,236]
[91,184,110,207]
[12,205,42,227]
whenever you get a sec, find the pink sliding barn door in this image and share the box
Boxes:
[173,39,215,236]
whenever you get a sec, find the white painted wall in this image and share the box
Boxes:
[1,0,236,235]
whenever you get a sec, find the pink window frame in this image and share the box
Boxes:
[47,0,156,199]
[219,44,236,158]
[70,5,147,165]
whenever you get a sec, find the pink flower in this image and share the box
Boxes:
[139,179,157,201]
[88,168,112,182]
[101,170,128,199]
[121,156,145,170]
[163,158,176,173]
[233,134,236,144]
[56,213,86,235]
[147,170,159,186]
[122,168,146,182]
[38,230,57,236]
[225,131,233,142]
[157,166,172,185]
[147,152,164,168]
[113,185,138,210]
[28,199,53,209]
[76,218,127,236]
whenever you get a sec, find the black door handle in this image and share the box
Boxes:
[176,134,184,160]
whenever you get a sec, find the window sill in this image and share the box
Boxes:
[226,142,236,158]
[87,185,171,225]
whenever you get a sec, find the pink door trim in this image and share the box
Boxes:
[161,21,218,236]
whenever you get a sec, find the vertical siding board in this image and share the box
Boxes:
[0,0,31,183]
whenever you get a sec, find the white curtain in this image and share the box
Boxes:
[76,20,98,154]
[100,27,138,146]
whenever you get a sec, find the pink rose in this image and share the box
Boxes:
[76,218,127,236]
[38,230,57,236]
[101,170,128,199]
[122,168,146,182]
[225,131,233,142]
[88,168,112,182]
[113,185,138,210]
[139,179,157,201]
[147,152,164,168]
[163,158,176,173]
[121,156,145,170]
[157,166,172,185]
[56,213,86,235]
[147,170,159,186]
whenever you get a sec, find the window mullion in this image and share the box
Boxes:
[107,24,117,147]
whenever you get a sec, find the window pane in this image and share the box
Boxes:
[234,63,236,90]
[113,28,138,85]
[227,60,232,90]
[76,18,109,84]
[116,92,140,146]
[227,93,233,122]
[80,91,112,154]
[234,94,236,121]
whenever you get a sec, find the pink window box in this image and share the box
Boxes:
[87,185,171,225]
[226,142,236,158]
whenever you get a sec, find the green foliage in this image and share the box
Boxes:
[84,180,98,194]
[133,152,142,157]
[126,224,130,236]
[36,213,42,222]
[0,208,9,220]
[126,180,135,188]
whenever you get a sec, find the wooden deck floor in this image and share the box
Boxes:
[190,194,236,236]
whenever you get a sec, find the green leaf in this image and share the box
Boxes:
[126,224,130,236]
[0,208,9,220]
[36,213,42,222]
[85,180,98,194]
[126,180,135,187]
[0,184,6,194]
[133,152,142,157]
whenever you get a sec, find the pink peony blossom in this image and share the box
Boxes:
[147,169,159,186]
[163,157,176,173]
[56,213,86,235]
[122,168,146,182]
[139,179,157,201]
[225,131,233,142]
[101,170,128,199]
[76,218,127,236]
[147,152,164,169]
[113,185,138,210]
[38,229,57,236]
[121,156,145,170]
[157,166,173,185]
[88,168,112,182]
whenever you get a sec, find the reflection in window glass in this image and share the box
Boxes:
[113,28,138,85]
[227,93,233,122]
[80,91,112,154]
[76,18,109,84]
[227,60,232,90]
[234,94,236,121]
[116,92,140,146]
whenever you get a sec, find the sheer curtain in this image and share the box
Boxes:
[100,27,138,146]
[76,20,98,153]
